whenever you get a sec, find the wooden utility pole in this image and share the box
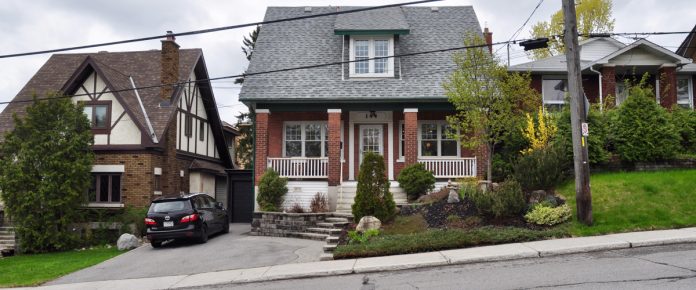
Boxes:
[562,0,593,225]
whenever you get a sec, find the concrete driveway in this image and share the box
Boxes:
[46,223,324,285]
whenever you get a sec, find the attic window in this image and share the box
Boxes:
[81,101,111,133]
[349,36,394,77]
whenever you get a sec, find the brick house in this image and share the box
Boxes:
[0,33,235,209]
[509,37,696,110]
[238,6,488,213]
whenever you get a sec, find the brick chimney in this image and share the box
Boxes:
[160,31,180,104]
[483,27,493,54]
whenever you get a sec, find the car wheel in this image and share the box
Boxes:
[198,224,209,243]
[151,240,163,248]
[222,216,230,234]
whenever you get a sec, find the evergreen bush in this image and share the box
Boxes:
[671,107,696,154]
[352,152,396,222]
[461,178,526,219]
[257,169,287,212]
[512,144,571,192]
[554,105,612,165]
[397,163,436,201]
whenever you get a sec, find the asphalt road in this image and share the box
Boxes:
[196,243,696,290]
[47,224,324,285]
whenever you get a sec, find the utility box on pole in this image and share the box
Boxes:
[562,0,593,225]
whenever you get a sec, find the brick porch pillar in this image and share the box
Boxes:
[601,64,615,107]
[327,109,342,186]
[659,64,677,109]
[254,109,270,185]
[404,108,418,166]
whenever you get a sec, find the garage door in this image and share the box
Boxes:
[229,170,253,223]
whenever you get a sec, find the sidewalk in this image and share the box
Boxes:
[22,227,696,290]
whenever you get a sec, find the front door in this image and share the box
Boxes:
[359,125,383,165]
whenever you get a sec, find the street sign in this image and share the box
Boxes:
[581,122,589,136]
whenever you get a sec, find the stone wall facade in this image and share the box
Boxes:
[250,212,329,237]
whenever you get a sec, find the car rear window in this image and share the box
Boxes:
[149,200,191,213]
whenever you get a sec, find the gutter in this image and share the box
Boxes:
[589,66,603,112]
[129,76,159,143]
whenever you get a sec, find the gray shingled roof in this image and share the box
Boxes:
[239,6,483,103]
[334,7,410,32]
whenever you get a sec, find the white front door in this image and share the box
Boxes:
[359,125,383,165]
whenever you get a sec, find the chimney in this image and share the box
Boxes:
[483,27,493,54]
[160,31,180,104]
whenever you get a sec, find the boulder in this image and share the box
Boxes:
[447,189,460,203]
[356,216,381,232]
[117,233,140,250]
[527,190,548,204]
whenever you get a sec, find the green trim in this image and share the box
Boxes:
[334,29,410,35]
[257,102,455,112]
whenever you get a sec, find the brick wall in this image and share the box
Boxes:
[94,153,155,208]
[659,65,677,108]
[327,111,341,186]
[254,111,269,185]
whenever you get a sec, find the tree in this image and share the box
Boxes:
[0,94,94,253]
[527,0,614,60]
[352,152,395,222]
[234,112,253,168]
[235,25,260,84]
[256,168,287,212]
[444,34,539,182]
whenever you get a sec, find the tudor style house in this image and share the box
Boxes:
[509,37,696,110]
[239,6,488,213]
[0,33,234,208]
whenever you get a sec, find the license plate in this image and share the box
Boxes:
[163,221,174,227]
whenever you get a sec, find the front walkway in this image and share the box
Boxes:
[45,224,323,285]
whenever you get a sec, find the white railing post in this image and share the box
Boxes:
[266,157,329,178]
[417,157,477,178]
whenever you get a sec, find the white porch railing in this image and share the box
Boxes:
[418,157,477,178]
[267,157,328,178]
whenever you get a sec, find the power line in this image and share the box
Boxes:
[0,0,441,59]
[495,0,545,56]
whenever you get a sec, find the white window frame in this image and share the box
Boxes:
[282,121,328,158]
[677,75,694,108]
[541,77,567,108]
[349,35,394,78]
[417,121,460,158]
[398,121,405,162]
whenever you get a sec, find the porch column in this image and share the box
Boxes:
[601,64,615,106]
[254,109,270,185]
[659,63,677,109]
[404,108,418,166]
[327,109,342,186]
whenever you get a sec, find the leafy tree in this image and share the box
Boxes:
[256,168,287,212]
[528,0,615,60]
[521,106,557,154]
[444,34,538,182]
[0,94,94,253]
[352,152,395,222]
[234,112,253,168]
[235,25,260,84]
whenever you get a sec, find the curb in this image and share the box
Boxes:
[28,227,696,290]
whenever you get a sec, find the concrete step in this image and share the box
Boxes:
[0,240,15,245]
[332,212,354,219]
[326,217,349,223]
[306,227,342,235]
[315,222,336,228]
[288,232,328,241]
[319,253,334,261]
[0,233,14,239]
[326,236,339,244]
[0,227,14,232]
[323,244,337,252]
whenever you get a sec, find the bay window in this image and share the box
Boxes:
[283,122,328,157]
[419,121,458,157]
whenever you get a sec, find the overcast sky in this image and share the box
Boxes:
[0,0,694,124]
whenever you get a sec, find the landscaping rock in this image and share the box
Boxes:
[528,190,548,204]
[117,233,140,250]
[356,216,381,232]
[477,180,491,192]
[447,189,460,204]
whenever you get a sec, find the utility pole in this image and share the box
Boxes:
[562,0,592,225]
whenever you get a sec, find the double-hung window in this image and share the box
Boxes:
[284,122,328,157]
[677,76,694,108]
[419,122,458,157]
[350,36,394,77]
[541,78,567,110]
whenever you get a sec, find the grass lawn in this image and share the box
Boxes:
[560,169,696,236]
[0,246,123,287]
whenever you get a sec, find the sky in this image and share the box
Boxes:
[0,0,694,124]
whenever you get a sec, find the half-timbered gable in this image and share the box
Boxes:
[176,71,218,159]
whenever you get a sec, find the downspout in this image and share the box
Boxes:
[129,76,158,143]
[589,65,603,112]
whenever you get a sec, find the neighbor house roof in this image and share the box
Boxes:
[238,6,483,103]
[676,24,696,58]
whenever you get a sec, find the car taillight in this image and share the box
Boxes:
[180,214,199,223]
[144,218,157,226]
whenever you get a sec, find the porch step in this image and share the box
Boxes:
[316,222,336,228]
[0,227,14,232]
[0,233,14,239]
[325,217,350,223]
[306,227,342,235]
[326,236,339,244]
[331,212,354,220]
[288,232,328,241]
[0,240,15,245]
[319,253,334,261]
[323,244,337,252]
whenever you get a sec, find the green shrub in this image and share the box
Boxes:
[462,178,526,219]
[612,80,680,162]
[671,107,696,153]
[352,152,396,222]
[512,144,571,192]
[347,229,380,244]
[524,204,572,226]
[554,105,612,165]
[397,163,436,201]
[257,169,288,212]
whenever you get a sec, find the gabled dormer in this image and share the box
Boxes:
[334,7,410,79]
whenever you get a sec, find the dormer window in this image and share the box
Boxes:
[349,36,394,77]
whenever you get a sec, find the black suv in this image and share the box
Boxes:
[145,193,229,248]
